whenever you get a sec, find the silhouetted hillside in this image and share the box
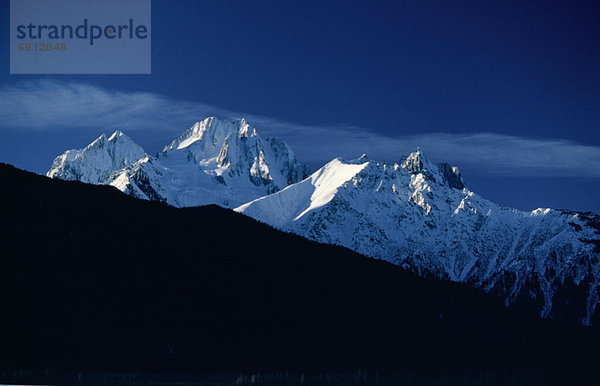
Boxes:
[0,163,597,384]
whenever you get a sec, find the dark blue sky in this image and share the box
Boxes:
[0,0,599,212]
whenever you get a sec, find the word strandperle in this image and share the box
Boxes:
[16,19,148,45]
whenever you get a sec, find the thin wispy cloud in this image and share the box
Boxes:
[1,80,599,177]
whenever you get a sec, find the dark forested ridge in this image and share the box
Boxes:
[0,163,598,384]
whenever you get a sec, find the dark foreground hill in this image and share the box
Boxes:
[0,163,598,385]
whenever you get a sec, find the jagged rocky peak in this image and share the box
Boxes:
[400,148,433,173]
[399,148,464,190]
[237,117,258,138]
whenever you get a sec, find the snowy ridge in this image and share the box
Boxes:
[237,157,370,227]
[236,152,600,325]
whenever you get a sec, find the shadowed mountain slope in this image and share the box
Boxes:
[0,163,598,384]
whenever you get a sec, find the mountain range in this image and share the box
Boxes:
[47,117,600,325]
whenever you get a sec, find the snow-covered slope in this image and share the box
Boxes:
[237,150,600,325]
[47,117,309,207]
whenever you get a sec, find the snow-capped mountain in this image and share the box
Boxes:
[236,150,600,325]
[47,117,309,207]
[47,131,148,184]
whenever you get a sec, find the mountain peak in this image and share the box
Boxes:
[163,117,259,152]
[235,117,258,138]
[398,149,465,190]
[47,131,147,184]
[400,148,433,174]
